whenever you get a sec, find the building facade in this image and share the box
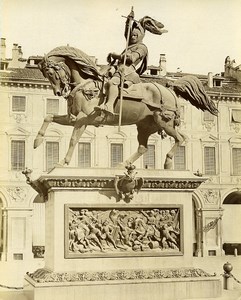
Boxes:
[0,39,241,264]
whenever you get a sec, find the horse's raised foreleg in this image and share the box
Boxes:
[34,114,74,149]
[34,115,54,149]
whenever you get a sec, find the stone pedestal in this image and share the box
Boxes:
[24,168,221,300]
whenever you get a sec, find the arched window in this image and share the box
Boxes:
[222,191,241,255]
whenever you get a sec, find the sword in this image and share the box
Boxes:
[118,7,134,132]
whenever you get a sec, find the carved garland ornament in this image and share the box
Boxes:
[27,267,216,283]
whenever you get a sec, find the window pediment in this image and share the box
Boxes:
[106,131,127,142]
[5,127,30,137]
[200,134,218,143]
[228,136,241,145]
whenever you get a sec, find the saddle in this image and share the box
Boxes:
[121,82,163,110]
[121,83,143,101]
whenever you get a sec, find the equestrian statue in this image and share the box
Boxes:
[34,9,218,170]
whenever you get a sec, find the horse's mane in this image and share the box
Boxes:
[46,46,102,81]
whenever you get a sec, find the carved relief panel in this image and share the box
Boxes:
[65,205,183,258]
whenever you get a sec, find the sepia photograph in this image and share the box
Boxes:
[0,0,241,299]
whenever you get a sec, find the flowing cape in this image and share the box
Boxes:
[46,46,102,80]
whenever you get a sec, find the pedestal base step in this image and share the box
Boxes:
[24,267,222,300]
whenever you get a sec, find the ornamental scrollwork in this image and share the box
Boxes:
[27,267,215,283]
[200,189,219,204]
[6,186,27,202]
[32,246,45,258]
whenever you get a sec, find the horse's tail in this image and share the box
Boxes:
[171,75,218,116]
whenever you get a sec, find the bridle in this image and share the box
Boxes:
[40,56,72,98]
[40,56,106,103]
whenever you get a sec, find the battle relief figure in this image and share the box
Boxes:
[35,8,218,170]
[67,207,181,254]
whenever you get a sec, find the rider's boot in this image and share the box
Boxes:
[102,83,119,115]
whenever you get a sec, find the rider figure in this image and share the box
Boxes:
[103,10,148,115]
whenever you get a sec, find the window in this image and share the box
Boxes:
[12,96,26,112]
[46,142,59,171]
[11,140,25,170]
[232,148,241,175]
[174,146,186,170]
[78,142,91,168]
[203,111,215,122]
[46,98,59,114]
[213,80,221,87]
[204,146,216,175]
[143,145,155,169]
[231,110,241,123]
[150,69,158,76]
[111,144,123,167]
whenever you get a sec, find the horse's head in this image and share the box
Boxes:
[39,55,71,98]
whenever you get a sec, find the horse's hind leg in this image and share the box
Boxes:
[153,111,184,169]
[124,145,148,166]
[164,127,185,169]
[124,123,155,166]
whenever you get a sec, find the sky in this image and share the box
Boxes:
[1,0,241,75]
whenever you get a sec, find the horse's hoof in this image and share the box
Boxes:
[54,163,63,168]
[164,159,173,170]
[54,159,67,167]
[33,137,43,149]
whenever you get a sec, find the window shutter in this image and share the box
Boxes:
[12,96,26,112]
[174,146,186,170]
[203,111,215,122]
[204,147,216,175]
[143,145,155,169]
[111,144,123,167]
[78,143,91,168]
[46,142,59,171]
[46,99,59,114]
[232,148,241,175]
[11,140,25,170]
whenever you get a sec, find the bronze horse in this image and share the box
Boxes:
[35,46,218,169]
